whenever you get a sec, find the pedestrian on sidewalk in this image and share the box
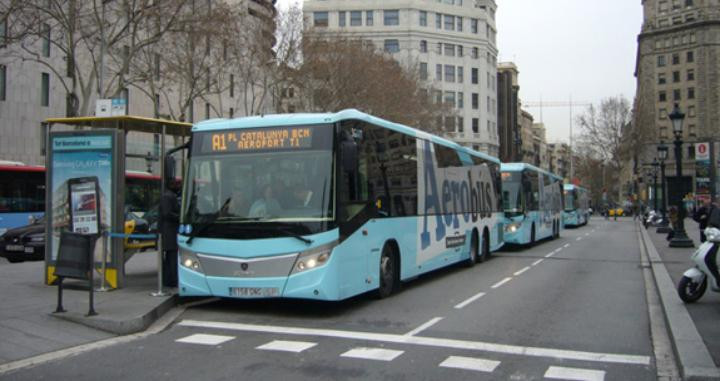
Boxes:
[693,199,714,242]
[160,179,181,288]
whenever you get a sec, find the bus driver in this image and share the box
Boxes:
[249,184,282,218]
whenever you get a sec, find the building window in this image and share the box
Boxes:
[659,91,667,102]
[472,93,478,109]
[230,74,234,97]
[457,45,463,57]
[471,68,478,84]
[229,107,234,118]
[673,89,681,100]
[657,55,666,67]
[444,14,454,30]
[687,50,694,62]
[471,18,478,33]
[420,40,427,53]
[205,102,210,119]
[688,105,696,117]
[672,71,680,82]
[314,12,328,27]
[419,10,427,26]
[659,108,667,120]
[0,18,6,47]
[444,91,455,107]
[0,64,5,101]
[384,10,399,26]
[366,11,373,26]
[444,65,455,82]
[350,11,362,26]
[487,96,491,112]
[672,53,680,65]
[444,43,455,56]
[457,17,463,32]
[445,116,455,131]
[688,146,695,159]
[434,90,442,104]
[436,64,442,80]
[384,39,399,53]
[41,72,49,107]
[658,73,666,84]
[419,62,428,80]
[458,92,464,108]
[686,0,693,6]
[457,117,464,132]
[472,118,479,133]
[338,11,346,27]
[436,13,442,29]
[472,47,479,59]
[688,87,695,99]
[687,69,694,81]
[457,66,464,83]
[436,42,442,55]
[42,24,50,57]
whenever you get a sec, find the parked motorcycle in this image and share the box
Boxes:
[644,210,663,228]
[677,227,720,303]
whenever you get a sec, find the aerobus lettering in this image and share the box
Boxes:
[420,144,445,250]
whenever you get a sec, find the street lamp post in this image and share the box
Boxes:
[657,144,671,233]
[651,160,659,214]
[668,104,695,247]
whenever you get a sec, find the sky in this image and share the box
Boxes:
[276,0,644,143]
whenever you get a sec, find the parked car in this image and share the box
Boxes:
[608,207,624,217]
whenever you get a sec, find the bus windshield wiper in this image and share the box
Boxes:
[186,198,230,245]
[274,227,313,245]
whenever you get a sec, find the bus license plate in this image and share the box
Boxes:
[229,287,279,298]
[5,245,24,252]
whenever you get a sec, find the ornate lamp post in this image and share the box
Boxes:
[651,159,659,215]
[657,144,671,233]
[668,103,695,247]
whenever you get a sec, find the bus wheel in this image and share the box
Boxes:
[377,244,398,298]
[465,231,479,267]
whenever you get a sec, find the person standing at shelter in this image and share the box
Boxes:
[160,180,181,287]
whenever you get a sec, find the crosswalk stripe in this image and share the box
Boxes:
[256,340,317,353]
[341,347,403,361]
[544,366,605,381]
[439,356,500,372]
[175,334,235,346]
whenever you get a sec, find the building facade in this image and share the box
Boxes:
[547,142,570,179]
[633,0,720,202]
[497,62,521,162]
[303,0,500,156]
[0,0,276,169]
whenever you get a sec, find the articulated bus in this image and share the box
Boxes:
[176,109,504,300]
[563,184,590,227]
[500,163,564,245]
[0,163,162,236]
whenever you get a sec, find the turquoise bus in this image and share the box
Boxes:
[500,163,564,245]
[174,109,504,300]
[563,184,590,227]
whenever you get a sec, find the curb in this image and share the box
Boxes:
[640,225,720,380]
[50,294,178,335]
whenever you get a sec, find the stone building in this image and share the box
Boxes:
[632,0,720,202]
[303,0,500,156]
[547,142,570,179]
[497,62,521,162]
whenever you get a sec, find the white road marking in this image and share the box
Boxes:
[585,232,590,236]
[545,252,556,258]
[532,259,544,266]
[491,277,512,289]
[178,320,651,365]
[341,347,403,361]
[454,292,486,309]
[176,333,235,346]
[439,356,500,373]
[554,247,563,253]
[256,340,317,353]
[564,244,570,248]
[544,366,605,381]
[405,317,444,336]
[576,237,583,241]
[514,266,530,276]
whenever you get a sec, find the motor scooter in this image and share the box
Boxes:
[677,227,720,303]
[644,210,663,228]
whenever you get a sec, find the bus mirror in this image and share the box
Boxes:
[341,140,357,172]
[164,155,176,186]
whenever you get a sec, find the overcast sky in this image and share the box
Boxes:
[277,1,644,143]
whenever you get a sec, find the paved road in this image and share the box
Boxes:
[5,218,659,380]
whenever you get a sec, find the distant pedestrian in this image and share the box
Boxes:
[160,180,181,288]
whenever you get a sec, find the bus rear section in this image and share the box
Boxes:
[501,163,564,246]
[177,110,504,301]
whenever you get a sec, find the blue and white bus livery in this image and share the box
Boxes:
[563,184,590,227]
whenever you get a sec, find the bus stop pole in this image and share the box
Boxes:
[152,124,168,297]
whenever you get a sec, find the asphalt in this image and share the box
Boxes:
[0,218,719,380]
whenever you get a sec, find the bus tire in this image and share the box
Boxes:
[377,243,399,299]
[465,230,479,267]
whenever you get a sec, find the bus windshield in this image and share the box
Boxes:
[501,171,523,216]
[182,125,335,238]
[564,190,577,211]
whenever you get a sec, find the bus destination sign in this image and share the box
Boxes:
[196,126,327,155]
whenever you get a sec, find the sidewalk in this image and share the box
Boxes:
[0,251,176,366]
[642,218,720,380]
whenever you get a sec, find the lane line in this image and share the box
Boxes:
[532,259,544,266]
[554,248,563,253]
[491,277,512,289]
[454,292,486,309]
[439,356,500,373]
[514,266,530,276]
[178,320,651,366]
[405,317,444,336]
[564,243,570,248]
[544,252,556,258]
[585,233,590,236]
[256,340,317,353]
[341,347,403,361]
[544,366,605,381]
[576,237,583,241]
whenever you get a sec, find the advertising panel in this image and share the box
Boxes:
[696,142,711,198]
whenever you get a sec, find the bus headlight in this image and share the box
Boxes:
[291,243,336,274]
[180,249,204,274]
[505,222,521,233]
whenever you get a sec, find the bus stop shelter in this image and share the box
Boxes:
[43,116,192,290]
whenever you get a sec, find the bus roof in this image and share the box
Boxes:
[500,162,564,181]
[192,109,501,164]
